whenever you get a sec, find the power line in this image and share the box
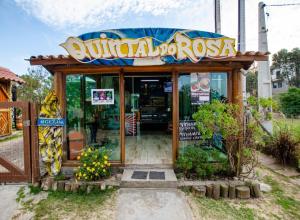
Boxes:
[266,3,300,7]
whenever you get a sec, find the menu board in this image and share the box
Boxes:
[190,72,210,105]
[91,89,114,105]
[179,120,201,141]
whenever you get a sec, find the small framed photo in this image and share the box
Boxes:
[91,89,114,105]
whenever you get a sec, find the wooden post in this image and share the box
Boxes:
[232,69,243,109]
[30,103,40,183]
[119,70,125,165]
[172,70,179,164]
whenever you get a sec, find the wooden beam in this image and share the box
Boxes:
[172,70,179,164]
[119,70,125,165]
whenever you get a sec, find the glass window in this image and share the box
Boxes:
[66,74,120,161]
[178,72,228,153]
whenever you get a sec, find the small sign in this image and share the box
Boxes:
[179,120,201,141]
[37,118,65,127]
[91,89,114,105]
[191,72,210,105]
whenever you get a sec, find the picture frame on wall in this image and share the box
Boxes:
[91,89,114,105]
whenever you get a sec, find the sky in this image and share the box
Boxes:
[0,0,299,75]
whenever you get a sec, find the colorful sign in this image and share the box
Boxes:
[60,28,236,66]
[91,89,114,105]
[191,72,210,105]
[37,118,65,127]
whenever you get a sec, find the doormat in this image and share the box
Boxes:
[149,171,165,180]
[131,171,148,179]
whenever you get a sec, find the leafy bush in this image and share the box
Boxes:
[176,146,230,179]
[280,87,300,118]
[75,147,111,181]
[192,100,261,177]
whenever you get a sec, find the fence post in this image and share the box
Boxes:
[30,102,40,183]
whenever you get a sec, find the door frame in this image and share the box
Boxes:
[119,71,178,166]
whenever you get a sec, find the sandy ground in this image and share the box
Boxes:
[0,184,23,220]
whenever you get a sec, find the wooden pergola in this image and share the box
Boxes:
[29,51,269,166]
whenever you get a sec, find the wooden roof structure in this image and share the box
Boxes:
[0,66,25,84]
[28,51,269,74]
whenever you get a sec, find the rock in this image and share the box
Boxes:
[212,183,220,199]
[116,173,122,181]
[57,181,65,191]
[206,184,213,198]
[100,182,106,191]
[259,183,272,193]
[252,183,261,198]
[87,185,93,194]
[41,177,54,191]
[229,184,236,199]
[52,181,58,191]
[65,182,71,192]
[220,183,229,198]
[236,186,250,199]
[71,183,79,193]
[79,183,87,192]
[192,185,206,197]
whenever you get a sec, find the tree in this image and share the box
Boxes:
[17,66,53,103]
[272,48,300,87]
[280,87,300,118]
[246,69,257,96]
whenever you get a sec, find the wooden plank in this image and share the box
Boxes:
[119,70,125,165]
[172,70,179,164]
[0,156,24,176]
[22,102,32,182]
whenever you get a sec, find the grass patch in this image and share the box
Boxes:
[34,187,116,219]
[264,176,300,219]
[0,133,23,143]
[29,184,43,195]
[194,197,255,220]
[16,186,26,203]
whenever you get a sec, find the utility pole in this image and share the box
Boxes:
[258,2,272,133]
[215,0,221,34]
[238,0,247,103]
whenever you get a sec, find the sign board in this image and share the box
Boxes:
[61,28,236,66]
[191,72,210,105]
[179,120,201,141]
[91,89,114,105]
[37,118,65,127]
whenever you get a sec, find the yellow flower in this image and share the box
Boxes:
[78,176,80,180]
[88,148,92,152]
[84,153,87,157]
[83,173,86,176]
[93,162,96,165]
[77,156,80,160]
[85,176,88,179]
[104,155,108,160]
[95,173,99,176]
[84,163,86,167]
[101,164,104,168]
[104,161,108,165]
[79,172,82,177]
[92,168,95,172]
[81,152,84,156]
[107,162,111,166]
[103,169,106,172]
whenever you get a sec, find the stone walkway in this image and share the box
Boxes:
[0,184,22,220]
[116,188,193,220]
[258,152,300,186]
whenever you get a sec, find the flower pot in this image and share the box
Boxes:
[16,118,23,130]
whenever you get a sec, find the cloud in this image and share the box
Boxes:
[14,0,190,29]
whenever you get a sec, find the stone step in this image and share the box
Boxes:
[120,168,178,188]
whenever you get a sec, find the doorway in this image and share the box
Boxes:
[124,74,173,165]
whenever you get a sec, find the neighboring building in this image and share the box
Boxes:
[271,68,293,95]
[0,66,24,136]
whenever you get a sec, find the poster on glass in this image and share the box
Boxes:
[91,89,114,105]
[190,72,210,105]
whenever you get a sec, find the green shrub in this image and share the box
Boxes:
[280,87,300,118]
[75,147,111,181]
[176,146,230,179]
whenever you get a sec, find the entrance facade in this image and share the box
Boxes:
[28,28,269,168]
[124,74,173,165]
